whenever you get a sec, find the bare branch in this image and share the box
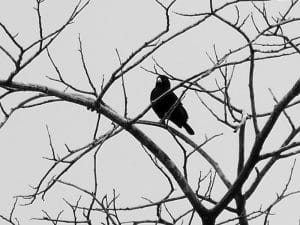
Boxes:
[35,0,44,51]
[46,48,95,96]
[0,197,19,225]
[78,34,98,96]
[0,23,23,51]
[268,88,296,130]
[6,0,91,82]
[115,49,129,118]
[214,78,300,216]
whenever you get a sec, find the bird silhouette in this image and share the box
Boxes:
[150,75,194,135]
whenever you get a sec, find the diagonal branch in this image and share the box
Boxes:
[0,79,209,217]
[213,78,300,217]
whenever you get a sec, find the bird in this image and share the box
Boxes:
[150,75,195,135]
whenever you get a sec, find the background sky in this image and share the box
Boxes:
[0,0,299,224]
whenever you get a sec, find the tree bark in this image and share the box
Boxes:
[201,215,216,225]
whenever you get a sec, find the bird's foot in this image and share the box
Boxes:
[159,118,166,124]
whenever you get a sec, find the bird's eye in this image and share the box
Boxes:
[157,77,162,83]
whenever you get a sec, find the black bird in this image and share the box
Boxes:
[150,75,194,135]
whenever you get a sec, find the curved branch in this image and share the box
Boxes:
[0,79,209,218]
[213,78,300,216]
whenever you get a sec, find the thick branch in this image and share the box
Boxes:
[0,79,209,218]
[212,78,300,216]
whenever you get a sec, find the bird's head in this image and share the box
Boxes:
[155,75,171,89]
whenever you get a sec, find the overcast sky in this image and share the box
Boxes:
[0,0,299,224]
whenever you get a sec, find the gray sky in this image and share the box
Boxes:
[0,0,299,224]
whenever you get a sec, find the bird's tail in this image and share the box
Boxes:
[183,123,195,135]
